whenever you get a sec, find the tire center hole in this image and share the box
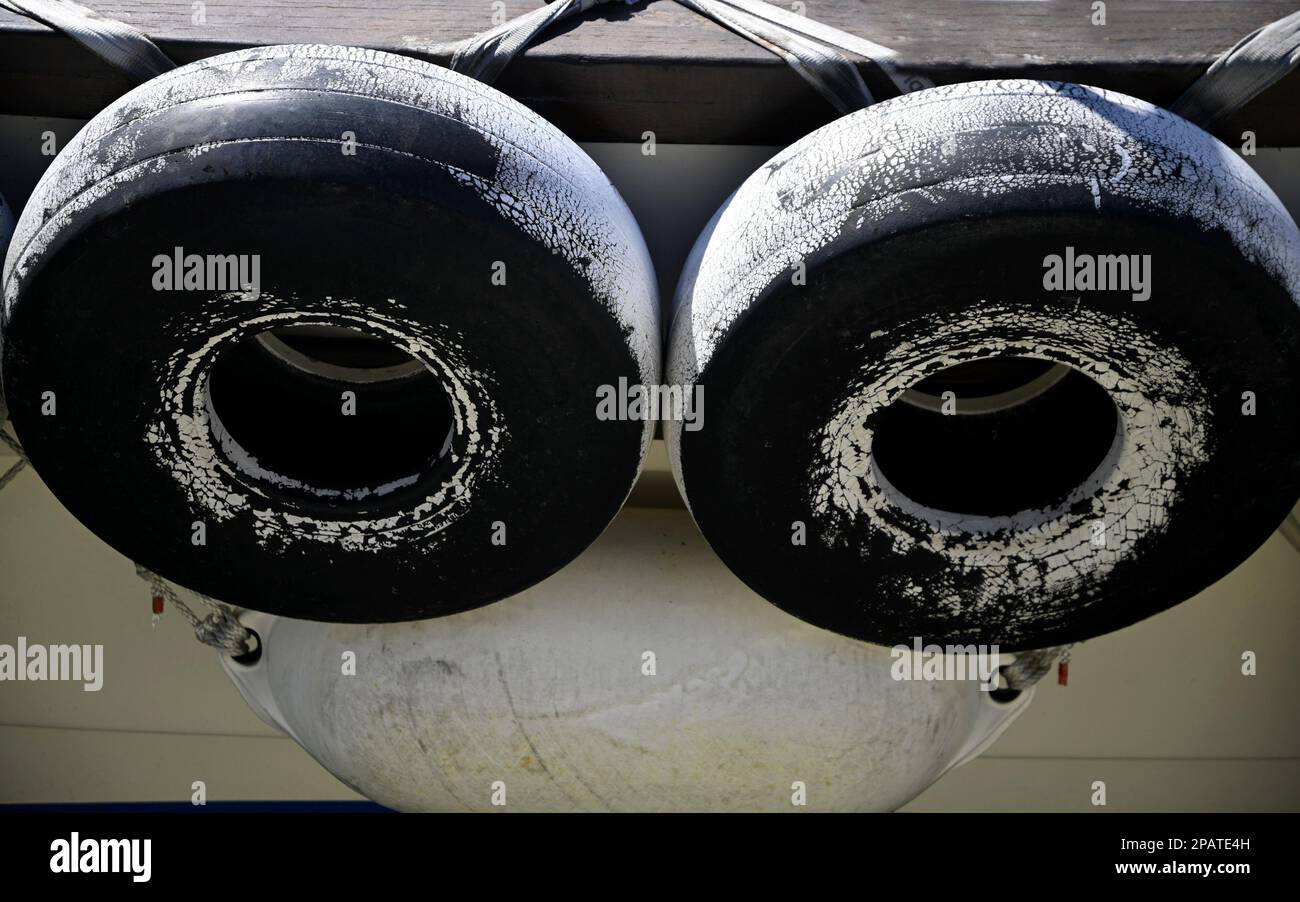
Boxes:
[205,325,454,503]
[873,356,1120,517]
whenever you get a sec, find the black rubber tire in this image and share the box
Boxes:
[0,188,13,426]
[1,45,659,622]
[666,80,1300,651]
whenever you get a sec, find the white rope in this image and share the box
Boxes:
[135,565,257,658]
[1001,645,1072,691]
[0,430,257,654]
[0,425,29,492]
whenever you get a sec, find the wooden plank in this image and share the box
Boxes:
[0,1,1297,144]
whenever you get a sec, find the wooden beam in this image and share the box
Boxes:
[1,1,1297,144]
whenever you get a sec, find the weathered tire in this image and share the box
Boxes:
[667,80,1300,651]
[1,45,658,621]
[0,188,13,426]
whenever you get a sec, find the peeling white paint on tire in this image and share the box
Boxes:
[810,303,1210,629]
[7,46,660,396]
[669,80,1300,396]
[143,295,502,552]
[0,45,660,620]
[666,79,1300,648]
[4,44,659,469]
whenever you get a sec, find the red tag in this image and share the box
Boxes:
[152,595,165,616]
[1058,659,1069,686]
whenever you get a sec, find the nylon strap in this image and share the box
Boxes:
[673,0,930,112]
[1171,10,1300,130]
[0,0,629,85]
[4,1,1300,666]
[0,0,173,82]
[9,1,1299,121]
[430,0,631,84]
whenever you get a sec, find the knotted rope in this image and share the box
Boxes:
[135,565,257,658]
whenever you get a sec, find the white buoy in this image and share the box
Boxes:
[222,510,1031,812]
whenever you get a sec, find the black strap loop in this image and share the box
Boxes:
[432,0,631,84]
[672,0,930,112]
[1170,9,1300,130]
[0,0,174,82]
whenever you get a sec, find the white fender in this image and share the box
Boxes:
[220,510,1031,812]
